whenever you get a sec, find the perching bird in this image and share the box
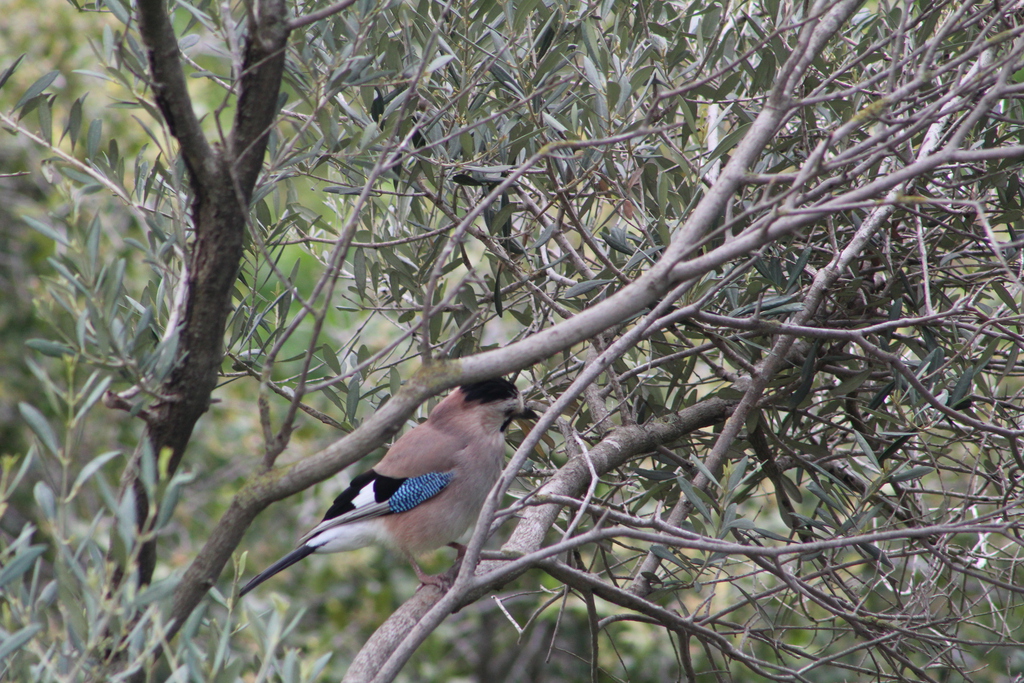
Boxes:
[239,378,536,595]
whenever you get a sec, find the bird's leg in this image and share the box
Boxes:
[411,544,468,590]
[411,559,447,588]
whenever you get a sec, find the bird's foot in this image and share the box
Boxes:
[412,546,466,592]
[413,563,454,592]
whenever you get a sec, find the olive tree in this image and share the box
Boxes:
[3,0,1024,681]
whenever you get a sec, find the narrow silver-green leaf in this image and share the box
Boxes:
[0,623,43,662]
[25,338,73,357]
[34,481,56,520]
[67,451,121,502]
[19,403,60,456]
[21,216,70,247]
[14,70,59,111]
[563,279,612,298]
[0,55,25,92]
[0,545,46,590]
[889,466,933,484]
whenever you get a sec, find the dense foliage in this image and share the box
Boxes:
[2,0,1024,681]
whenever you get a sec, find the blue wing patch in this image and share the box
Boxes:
[388,472,454,513]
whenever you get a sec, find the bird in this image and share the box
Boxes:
[239,377,536,595]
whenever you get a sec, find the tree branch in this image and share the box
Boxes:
[132,0,291,588]
[136,0,214,186]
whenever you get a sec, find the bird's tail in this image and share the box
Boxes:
[239,545,316,596]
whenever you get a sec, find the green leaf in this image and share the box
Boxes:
[308,653,334,682]
[116,488,137,550]
[14,70,59,112]
[87,118,103,159]
[0,55,25,92]
[490,200,517,238]
[493,267,503,317]
[603,226,634,254]
[706,122,750,165]
[529,219,559,250]
[889,466,933,484]
[19,403,60,456]
[624,246,664,272]
[21,216,69,247]
[34,481,56,520]
[321,344,342,375]
[788,340,820,408]
[38,95,52,145]
[25,338,73,357]
[134,574,180,606]
[677,476,713,522]
[425,54,456,73]
[636,468,677,481]
[104,0,131,24]
[320,386,345,412]
[563,279,612,298]
[805,480,841,509]
[323,185,363,195]
[725,517,756,530]
[0,623,43,662]
[67,451,121,501]
[753,527,791,542]
[489,64,524,98]
[156,469,196,529]
[729,294,799,317]
[353,248,366,298]
[785,244,813,291]
[346,376,360,421]
[779,473,803,503]
[992,282,1019,313]
[854,431,879,469]
[946,367,974,410]
[725,455,749,494]
[0,545,46,591]
[650,544,688,569]
[868,381,894,409]
[830,369,872,396]
[688,454,720,488]
[857,542,893,568]
[451,173,487,187]
[877,433,913,465]
[74,375,112,424]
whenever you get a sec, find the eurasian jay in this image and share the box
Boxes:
[239,378,536,595]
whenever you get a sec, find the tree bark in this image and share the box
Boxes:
[132,0,289,584]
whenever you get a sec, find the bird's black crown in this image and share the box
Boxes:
[459,378,519,404]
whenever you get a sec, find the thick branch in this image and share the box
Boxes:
[136,0,214,186]
[231,0,289,193]
[132,0,291,589]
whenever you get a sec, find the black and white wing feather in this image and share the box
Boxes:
[239,469,453,596]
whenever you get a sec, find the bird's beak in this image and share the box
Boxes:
[518,407,539,420]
